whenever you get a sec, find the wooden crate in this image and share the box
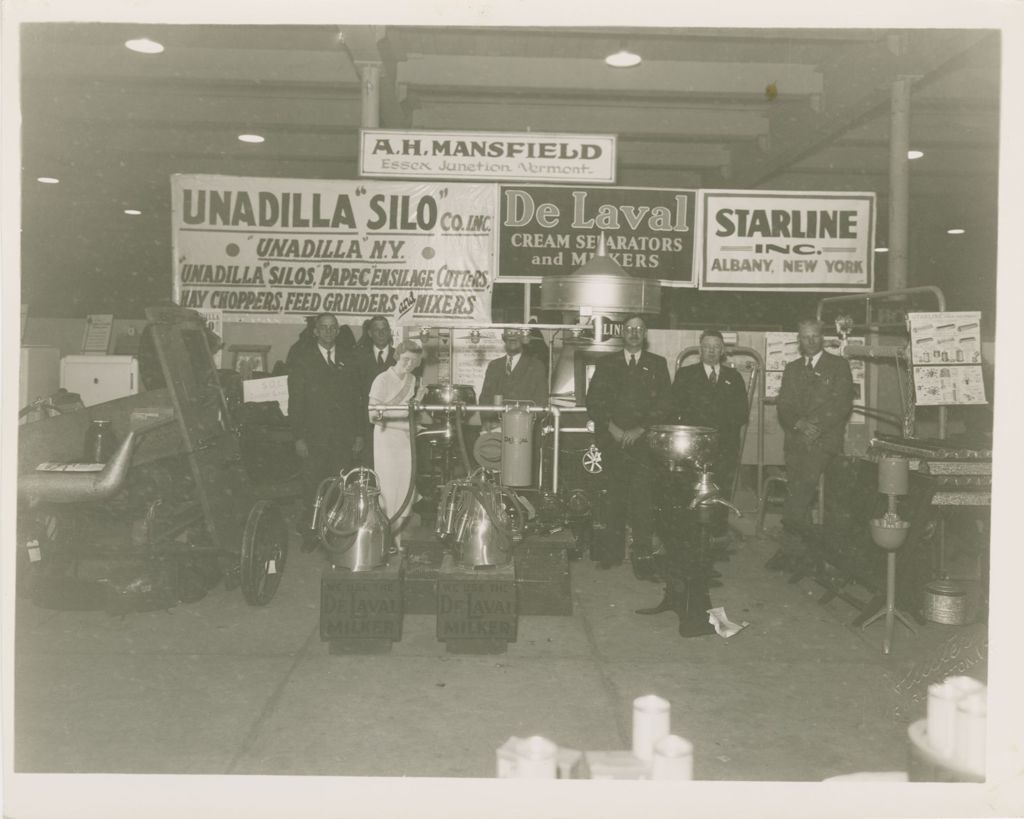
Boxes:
[403,525,574,617]
[514,529,574,616]
[320,560,403,654]
[436,554,517,654]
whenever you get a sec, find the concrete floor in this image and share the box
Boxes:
[12,490,990,787]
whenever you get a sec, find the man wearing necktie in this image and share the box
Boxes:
[768,319,854,573]
[669,329,750,499]
[586,316,672,569]
[287,313,365,550]
[478,327,548,429]
[352,315,399,467]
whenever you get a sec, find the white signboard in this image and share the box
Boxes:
[908,311,983,365]
[913,366,987,406]
[81,314,114,355]
[171,174,498,326]
[242,375,290,416]
[765,331,799,374]
[698,190,875,292]
[908,312,987,406]
[360,129,617,184]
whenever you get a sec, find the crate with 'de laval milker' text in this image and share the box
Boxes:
[436,554,517,654]
[320,561,403,654]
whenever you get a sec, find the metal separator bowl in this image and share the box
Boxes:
[645,425,719,471]
[423,383,477,410]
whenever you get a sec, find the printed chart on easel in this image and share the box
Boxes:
[907,312,986,406]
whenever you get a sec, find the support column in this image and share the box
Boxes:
[358,62,382,128]
[887,76,911,290]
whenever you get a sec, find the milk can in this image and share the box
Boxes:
[312,468,393,571]
[500,401,534,487]
[453,475,513,568]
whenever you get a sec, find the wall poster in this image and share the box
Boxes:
[499,185,698,286]
[698,190,875,292]
[171,174,498,326]
[908,312,987,405]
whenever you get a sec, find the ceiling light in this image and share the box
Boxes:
[37,176,60,184]
[605,49,642,68]
[125,38,164,54]
[874,247,889,253]
[238,134,265,144]
[124,209,142,216]
[946,228,965,235]
[907,149,924,160]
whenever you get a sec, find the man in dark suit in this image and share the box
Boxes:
[478,327,548,427]
[288,313,365,551]
[285,315,355,371]
[350,315,398,466]
[768,318,854,571]
[585,315,672,569]
[670,329,749,497]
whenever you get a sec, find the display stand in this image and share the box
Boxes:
[436,554,517,654]
[320,560,404,654]
[860,457,916,653]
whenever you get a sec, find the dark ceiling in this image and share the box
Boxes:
[17,23,1002,325]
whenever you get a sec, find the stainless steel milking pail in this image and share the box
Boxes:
[453,476,513,568]
[314,468,393,571]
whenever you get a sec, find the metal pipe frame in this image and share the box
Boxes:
[411,321,586,396]
[370,402,591,495]
[816,285,947,440]
[814,286,947,328]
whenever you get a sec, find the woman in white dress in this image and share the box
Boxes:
[367,340,424,542]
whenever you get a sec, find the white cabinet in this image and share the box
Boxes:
[19,346,62,409]
[60,355,139,407]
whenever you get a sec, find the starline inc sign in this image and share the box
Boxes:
[359,129,617,184]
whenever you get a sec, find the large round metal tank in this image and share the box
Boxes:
[541,273,661,315]
[550,333,623,404]
[540,233,661,316]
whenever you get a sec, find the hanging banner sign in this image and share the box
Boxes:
[698,190,875,292]
[498,185,697,285]
[360,129,616,184]
[171,174,498,325]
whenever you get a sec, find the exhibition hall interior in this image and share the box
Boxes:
[6,10,1021,817]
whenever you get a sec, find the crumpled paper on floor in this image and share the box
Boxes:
[707,606,749,638]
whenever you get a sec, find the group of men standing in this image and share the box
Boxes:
[285,310,853,569]
[286,313,399,549]
[585,316,853,574]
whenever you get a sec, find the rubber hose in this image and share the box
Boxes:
[454,404,473,476]
[386,399,419,526]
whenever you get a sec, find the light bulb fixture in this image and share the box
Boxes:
[605,48,642,68]
[124,209,142,216]
[946,228,965,235]
[125,38,164,54]
[874,247,889,253]
[907,149,924,160]
[238,134,265,144]
[37,176,60,184]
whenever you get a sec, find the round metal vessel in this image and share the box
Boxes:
[423,383,476,411]
[645,425,719,470]
[540,273,661,314]
[422,384,477,437]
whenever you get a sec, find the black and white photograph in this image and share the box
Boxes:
[3,1,1023,817]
